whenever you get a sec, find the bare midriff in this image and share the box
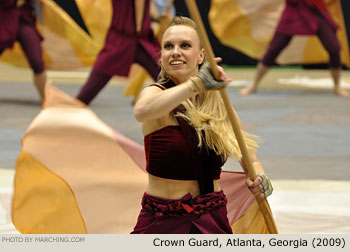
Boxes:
[146,174,221,199]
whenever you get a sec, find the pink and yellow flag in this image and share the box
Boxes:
[209,0,350,67]
[12,85,270,233]
[12,84,147,233]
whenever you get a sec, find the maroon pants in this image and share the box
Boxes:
[131,190,233,234]
[0,19,45,74]
[76,43,160,105]
[262,15,341,68]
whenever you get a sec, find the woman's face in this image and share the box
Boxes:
[161,25,204,84]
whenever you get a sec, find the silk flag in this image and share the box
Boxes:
[0,0,111,70]
[12,84,269,233]
[209,0,350,67]
[12,84,148,233]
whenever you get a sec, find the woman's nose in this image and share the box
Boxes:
[171,46,180,57]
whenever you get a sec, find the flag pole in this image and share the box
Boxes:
[185,0,278,234]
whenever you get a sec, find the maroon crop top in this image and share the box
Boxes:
[144,83,225,180]
[145,125,224,180]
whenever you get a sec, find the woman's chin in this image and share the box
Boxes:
[168,70,192,83]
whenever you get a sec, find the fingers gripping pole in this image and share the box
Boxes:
[185,0,278,234]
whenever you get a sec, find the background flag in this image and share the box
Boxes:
[209,0,350,67]
[0,0,111,69]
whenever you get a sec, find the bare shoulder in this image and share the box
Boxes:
[141,114,177,136]
[135,84,178,135]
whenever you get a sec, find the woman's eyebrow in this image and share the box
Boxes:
[163,39,193,44]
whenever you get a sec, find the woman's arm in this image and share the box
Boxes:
[133,81,195,122]
[241,150,273,199]
[233,108,272,199]
[134,58,229,122]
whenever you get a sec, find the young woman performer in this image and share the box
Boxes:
[76,0,161,105]
[131,16,273,234]
[240,0,349,97]
[0,0,47,102]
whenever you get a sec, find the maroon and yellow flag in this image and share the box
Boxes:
[12,84,269,233]
[209,0,350,67]
[0,0,111,69]
[1,0,151,95]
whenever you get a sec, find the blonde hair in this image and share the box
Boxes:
[159,16,259,160]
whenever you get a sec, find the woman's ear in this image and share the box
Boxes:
[198,48,205,65]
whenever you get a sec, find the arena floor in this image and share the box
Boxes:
[1,63,349,234]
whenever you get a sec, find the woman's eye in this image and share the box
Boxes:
[181,43,191,48]
[164,43,173,49]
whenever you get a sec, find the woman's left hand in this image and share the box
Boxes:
[246,176,265,199]
[246,173,273,199]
